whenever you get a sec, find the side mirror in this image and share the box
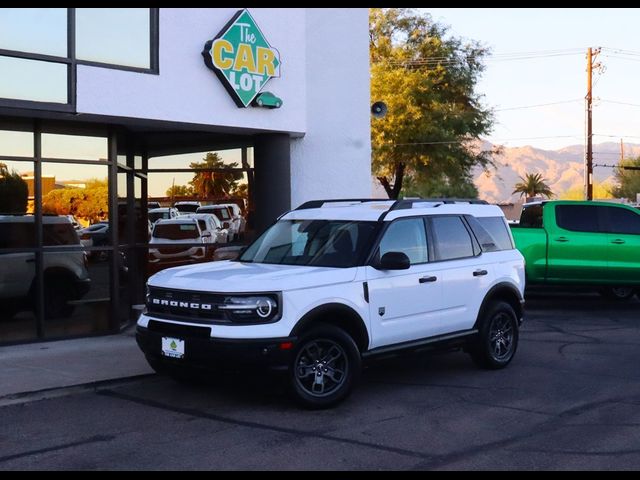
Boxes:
[376,251,410,270]
[202,231,212,238]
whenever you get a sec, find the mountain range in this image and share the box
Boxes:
[474,141,640,203]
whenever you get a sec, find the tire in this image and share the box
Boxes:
[469,301,519,370]
[44,278,76,319]
[599,286,636,301]
[289,323,361,409]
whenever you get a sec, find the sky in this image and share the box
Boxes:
[421,8,640,151]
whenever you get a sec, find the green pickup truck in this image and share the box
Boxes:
[511,200,640,300]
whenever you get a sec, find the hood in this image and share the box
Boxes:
[148,260,358,292]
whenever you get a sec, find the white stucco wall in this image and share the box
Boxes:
[290,9,372,208]
[76,8,307,134]
[75,8,371,208]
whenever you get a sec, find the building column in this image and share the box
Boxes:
[252,133,291,233]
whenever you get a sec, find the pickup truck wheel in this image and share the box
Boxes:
[289,324,361,409]
[599,287,636,301]
[469,301,519,370]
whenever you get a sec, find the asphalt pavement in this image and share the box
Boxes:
[1,290,639,470]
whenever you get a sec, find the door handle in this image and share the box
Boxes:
[611,239,626,244]
[473,269,488,277]
[25,258,35,263]
[419,276,437,283]
[555,237,569,243]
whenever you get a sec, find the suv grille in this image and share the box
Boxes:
[146,286,230,323]
[157,246,192,255]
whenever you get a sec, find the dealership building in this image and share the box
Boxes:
[0,8,371,344]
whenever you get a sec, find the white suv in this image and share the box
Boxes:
[0,215,91,319]
[137,199,525,408]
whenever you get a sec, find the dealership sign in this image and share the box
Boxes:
[202,9,281,108]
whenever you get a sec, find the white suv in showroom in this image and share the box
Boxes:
[137,199,525,408]
[0,215,91,319]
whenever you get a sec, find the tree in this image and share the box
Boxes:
[166,184,193,197]
[42,178,108,224]
[189,153,243,199]
[611,157,640,201]
[512,173,554,200]
[403,170,479,199]
[0,163,28,214]
[560,182,614,200]
[370,8,496,199]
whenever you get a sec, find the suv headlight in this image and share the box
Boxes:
[219,295,280,322]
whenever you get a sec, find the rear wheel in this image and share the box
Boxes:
[599,287,636,301]
[289,324,361,409]
[469,301,519,369]
[44,278,76,319]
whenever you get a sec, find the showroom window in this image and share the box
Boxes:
[0,8,158,111]
[0,121,121,344]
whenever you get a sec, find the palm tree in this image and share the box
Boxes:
[188,152,243,200]
[512,173,554,200]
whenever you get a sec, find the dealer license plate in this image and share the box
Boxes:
[161,337,185,359]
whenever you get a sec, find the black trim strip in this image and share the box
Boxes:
[363,329,477,358]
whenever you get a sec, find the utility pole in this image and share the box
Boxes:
[585,47,601,200]
[620,138,625,163]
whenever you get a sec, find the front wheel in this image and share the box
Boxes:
[599,287,636,301]
[289,324,361,409]
[469,301,519,369]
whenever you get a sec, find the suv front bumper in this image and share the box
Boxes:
[136,325,296,371]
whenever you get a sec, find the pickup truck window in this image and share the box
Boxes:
[604,206,640,235]
[555,205,600,232]
[431,216,474,260]
[519,204,543,228]
[468,216,514,251]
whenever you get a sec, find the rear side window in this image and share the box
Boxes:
[604,206,640,235]
[466,215,514,251]
[44,222,80,246]
[430,216,475,261]
[555,205,600,232]
[519,204,543,228]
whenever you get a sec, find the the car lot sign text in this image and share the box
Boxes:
[202,9,280,108]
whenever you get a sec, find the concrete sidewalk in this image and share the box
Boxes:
[0,325,154,406]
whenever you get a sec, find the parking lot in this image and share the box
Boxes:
[1,291,640,470]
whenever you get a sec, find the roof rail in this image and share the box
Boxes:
[388,198,488,211]
[295,199,387,210]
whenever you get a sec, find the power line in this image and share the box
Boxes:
[594,163,640,170]
[495,99,583,111]
[602,47,640,57]
[388,134,582,147]
[599,99,640,108]
[373,48,586,67]
[594,133,640,139]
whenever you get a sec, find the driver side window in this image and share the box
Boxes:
[378,218,428,265]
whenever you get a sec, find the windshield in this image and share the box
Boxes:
[175,204,199,213]
[153,223,199,240]
[239,219,379,268]
[198,207,230,220]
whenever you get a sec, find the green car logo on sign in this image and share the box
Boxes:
[202,9,281,108]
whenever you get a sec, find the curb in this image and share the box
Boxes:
[0,374,156,408]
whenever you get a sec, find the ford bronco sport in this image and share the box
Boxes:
[136,199,525,408]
